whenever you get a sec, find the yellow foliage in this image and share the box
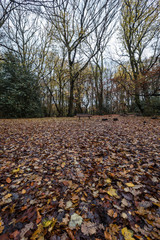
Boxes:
[125,182,135,187]
[121,227,135,240]
[107,187,119,197]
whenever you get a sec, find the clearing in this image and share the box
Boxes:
[0,116,160,240]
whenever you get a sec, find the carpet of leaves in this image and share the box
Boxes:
[0,115,160,240]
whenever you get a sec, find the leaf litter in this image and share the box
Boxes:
[0,115,160,239]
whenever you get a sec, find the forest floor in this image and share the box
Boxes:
[0,115,160,240]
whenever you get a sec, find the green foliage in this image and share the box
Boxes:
[141,97,160,116]
[0,52,43,118]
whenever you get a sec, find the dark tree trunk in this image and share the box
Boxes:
[68,79,74,116]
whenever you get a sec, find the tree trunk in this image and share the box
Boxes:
[68,79,74,116]
[135,90,143,114]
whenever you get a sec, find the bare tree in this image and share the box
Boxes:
[43,0,119,116]
[119,0,160,114]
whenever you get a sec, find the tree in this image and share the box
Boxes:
[43,0,119,116]
[119,0,160,114]
[0,52,42,118]
[1,7,41,67]
[0,0,42,28]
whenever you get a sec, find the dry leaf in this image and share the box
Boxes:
[20,222,34,239]
[121,213,128,219]
[6,178,11,184]
[104,229,112,240]
[36,209,42,224]
[126,183,135,187]
[31,224,44,240]
[69,213,83,229]
[63,214,70,225]
[107,187,119,197]
[108,209,114,217]
[109,224,120,235]
[121,227,135,240]
[59,199,65,208]
[12,168,20,173]
[22,189,26,194]
[4,194,12,199]
[71,194,79,203]
[66,228,76,240]
[81,221,97,235]
[42,219,53,228]
[0,217,4,234]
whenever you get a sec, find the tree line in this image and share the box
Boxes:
[0,0,159,118]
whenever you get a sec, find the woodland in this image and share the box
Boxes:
[0,0,160,118]
[0,0,160,240]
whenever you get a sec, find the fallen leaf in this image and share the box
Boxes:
[69,213,83,229]
[121,227,135,240]
[4,194,12,199]
[107,187,119,197]
[121,212,128,219]
[71,194,79,203]
[10,230,20,239]
[104,229,112,240]
[0,217,4,234]
[36,209,42,224]
[109,224,120,235]
[66,228,76,240]
[105,178,112,184]
[63,214,70,225]
[31,224,44,240]
[125,183,135,187]
[22,189,26,194]
[81,221,97,235]
[6,178,11,184]
[42,219,53,228]
[48,218,57,232]
[12,168,20,173]
[66,201,73,209]
[59,198,65,208]
[20,222,34,239]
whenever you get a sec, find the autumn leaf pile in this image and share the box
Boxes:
[0,116,160,240]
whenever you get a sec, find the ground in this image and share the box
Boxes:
[0,115,160,240]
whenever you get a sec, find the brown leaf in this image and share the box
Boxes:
[66,228,76,240]
[22,189,26,194]
[36,209,42,224]
[104,230,112,240]
[9,230,20,239]
[81,222,97,235]
[6,178,11,184]
[0,234,9,240]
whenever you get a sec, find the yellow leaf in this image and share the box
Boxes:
[61,162,66,168]
[42,219,53,228]
[53,196,57,201]
[0,217,4,234]
[121,227,135,240]
[105,178,112,184]
[107,187,118,197]
[125,183,135,187]
[12,168,20,173]
[0,225,4,234]
[22,189,26,194]
[31,224,44,240]
[48,218,57,232]
[4,193,12,199]
[109,224,120,234]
